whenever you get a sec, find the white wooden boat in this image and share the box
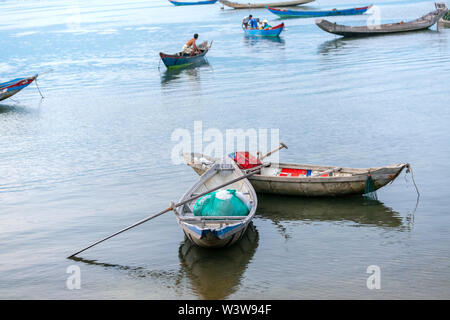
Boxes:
[174,156,257,248]
[183,153,408,197]
[219,0,314,9]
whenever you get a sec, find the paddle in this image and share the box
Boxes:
[258,142,288,161]
[68,162,267,258]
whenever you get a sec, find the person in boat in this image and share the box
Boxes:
[182,34,200,56]
[261,19,272,30]
[242,14,252,28]
[249,17,259,29]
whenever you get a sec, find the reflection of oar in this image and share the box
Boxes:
[68,163,265,258]
[258,142,288,161]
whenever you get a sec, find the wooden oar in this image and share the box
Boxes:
[311,167,342,177]
[258,142,288,161]
[68,163,265,258]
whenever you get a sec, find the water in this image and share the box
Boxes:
[1,0,449,299]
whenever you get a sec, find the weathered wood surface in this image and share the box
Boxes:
[219,0,314,9]
[183,153,408,197]
[315,4,448,37]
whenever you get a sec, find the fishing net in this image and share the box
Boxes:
[193,189,251,217]
[363,174,378,200]
[444,11,450,21]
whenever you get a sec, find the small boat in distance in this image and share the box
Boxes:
[174,156,257,248]
[267,5,372,18]
[0,75,37,101]
[168,0,218,5]
[219,0,314,9]
[243,23,285,37]
[316,3,447,37]
[184,152,409,197]
[159,41,212,69]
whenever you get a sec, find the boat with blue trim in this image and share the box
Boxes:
[0,75,37,101]
[267,5,372,18]
[168,0,218,5]
[243,23,284,37]
[175,156,257,248]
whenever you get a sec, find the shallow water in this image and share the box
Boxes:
[0,0,449,299]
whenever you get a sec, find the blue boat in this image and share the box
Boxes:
[267,5,372,18]
[0,75,37,101]
[242,23,284,37]
[168,0,218,5]
[159,42,212,68]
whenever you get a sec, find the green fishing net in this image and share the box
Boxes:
[193,189,250,217]
[363,174,378,200]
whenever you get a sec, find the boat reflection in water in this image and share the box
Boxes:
[160,60,211,85]
[257,194,411,237]
[178,223,259,299]
[243,35,285,47]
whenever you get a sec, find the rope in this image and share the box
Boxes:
[35,78,44,99]
[406,163,420,198]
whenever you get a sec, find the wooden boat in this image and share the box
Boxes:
[0,75,37,101]
[243,23,284,37]
[267,5,371,18]
[174,156,257,248]
[183,153,409,197]
[168,0,218,5]
[439,10,450,27]
[315,3,448,37]
[219,0,314,9]
[159,41,212,69]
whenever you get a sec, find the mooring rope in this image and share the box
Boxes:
[35,78,44,99]
[406,163,420,198]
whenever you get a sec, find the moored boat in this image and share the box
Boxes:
[315,3,448,37]
[219,0,314,9]
[159,41,212,68]
[183,153,409,197]
[243,23,284,37]
[438,10,450,27]
[168,0,218,5]
[267,5,371,18]
[174,156,257,248]
[0,75,37,101]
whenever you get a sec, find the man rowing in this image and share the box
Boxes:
[182,33,200,56]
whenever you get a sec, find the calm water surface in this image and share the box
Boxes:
[1,0,449,299]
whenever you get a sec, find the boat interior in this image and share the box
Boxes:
[178,163,254,229]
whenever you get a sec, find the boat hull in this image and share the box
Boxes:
[180,220,249,248]
[267,5,371,18]
[219,0,314,9]
[159,49,209,68]
[243,23,284,37]
[315,5,447,37]
[0,76,36,101]
[169,0,218,5]
[183,153,408,197]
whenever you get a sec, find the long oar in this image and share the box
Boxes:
[68,163,266,258]
[258,142,288,161]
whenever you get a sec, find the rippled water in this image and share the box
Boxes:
[1,0,449,299]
